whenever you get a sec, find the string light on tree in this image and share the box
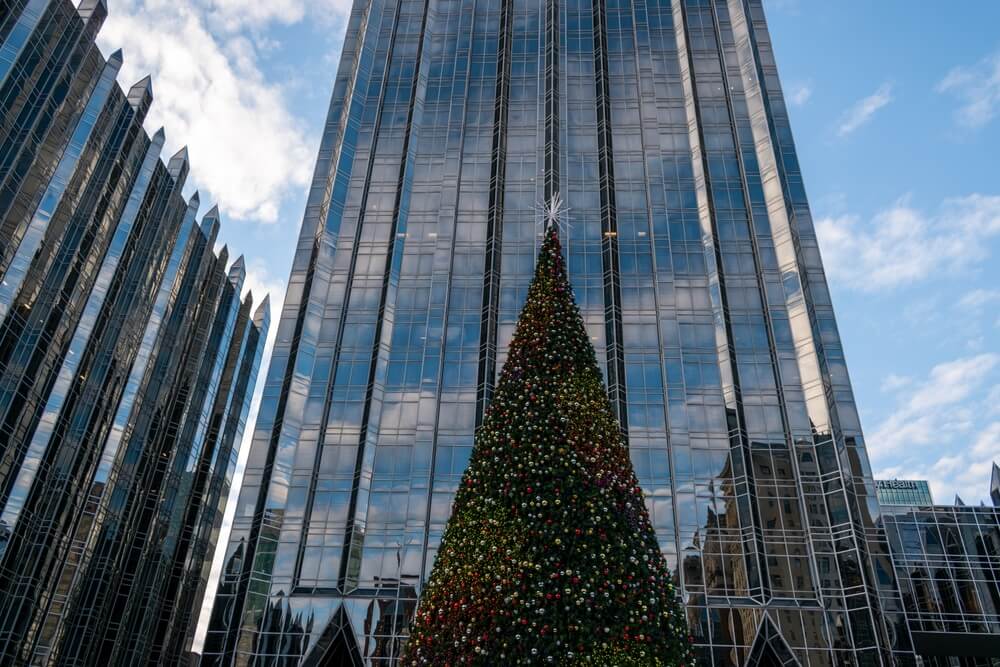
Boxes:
[401,212,693,665]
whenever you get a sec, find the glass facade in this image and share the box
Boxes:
[876,480,934,507]
[205,0,909,665]
[879,470,1000,666]
[0,2,269,665]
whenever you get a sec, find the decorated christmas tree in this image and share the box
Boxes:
[402,207,692,666]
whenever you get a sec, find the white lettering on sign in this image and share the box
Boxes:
[876,480,921,490]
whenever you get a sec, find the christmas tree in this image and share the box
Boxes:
[402,209,692,666]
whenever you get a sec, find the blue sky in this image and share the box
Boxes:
[97,0,1000,515]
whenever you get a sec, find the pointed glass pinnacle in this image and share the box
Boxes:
[228,256,246,285]
[253,295,271,330]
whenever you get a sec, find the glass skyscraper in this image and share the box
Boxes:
[0,1,269,664]
[205,0,907,664]
[879,469,1000,665]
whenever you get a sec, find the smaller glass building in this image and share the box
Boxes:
[877,479,934,506]
[878,467,1000,666]
[0,1,269,665]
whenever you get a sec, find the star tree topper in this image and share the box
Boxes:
[537,192,571,237]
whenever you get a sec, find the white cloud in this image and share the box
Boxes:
[871,354,1000,504]
[924,454,995,506]
[880,373,911,393]
[99,0,354,223]
[837,82,893,136]
[815,194,1000,291]
[958,288,1000,310]
[910,355,997,413]
[197,0,307,32]
[787,81,812,107]
[971,421,1000,458]
[937,51,1000,128]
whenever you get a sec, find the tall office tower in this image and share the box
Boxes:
[0,2,269,665]
[205,0,903,664]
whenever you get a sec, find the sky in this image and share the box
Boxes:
[93,0,1000,642]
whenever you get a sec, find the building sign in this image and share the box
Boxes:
[877,480,921,490]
